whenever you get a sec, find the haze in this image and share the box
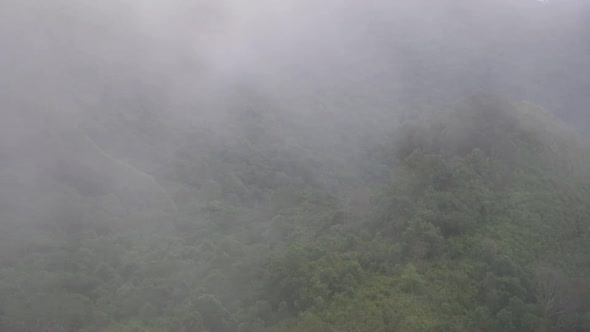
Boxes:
[1,0,590,331]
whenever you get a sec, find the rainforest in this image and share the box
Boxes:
[1,0,590,331]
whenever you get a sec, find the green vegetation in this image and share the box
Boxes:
[2,95,590,332]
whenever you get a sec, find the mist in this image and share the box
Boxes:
[2,0,590,331]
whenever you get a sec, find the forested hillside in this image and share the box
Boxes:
[2,0,590,331]
[2,96,590,331]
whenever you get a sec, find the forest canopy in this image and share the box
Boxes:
[3,95,590,331]
[1,0,590,331]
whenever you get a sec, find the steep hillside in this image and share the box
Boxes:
[266,96,590,331]
[2,96,590,331]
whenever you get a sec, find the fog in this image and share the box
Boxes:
[4,0,588,163]
[1,0,590,331]
[3,0,588,184]
[4,1,589,117]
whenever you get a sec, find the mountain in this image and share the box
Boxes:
[2,95,590,331]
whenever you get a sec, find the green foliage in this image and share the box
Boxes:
[3,96,590,331]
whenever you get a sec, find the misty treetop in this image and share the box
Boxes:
[2,0,590,331]
[3,94,590,331]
